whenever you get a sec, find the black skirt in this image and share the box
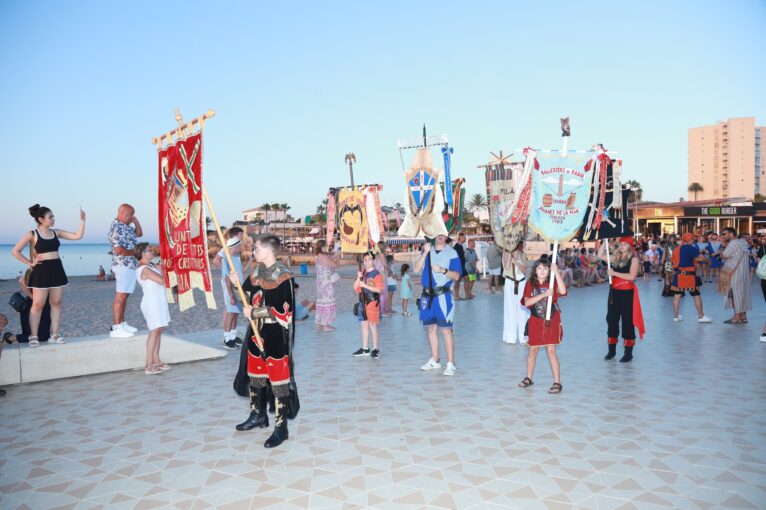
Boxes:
[27,259,69,289]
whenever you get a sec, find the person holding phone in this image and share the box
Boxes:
[11,204,86,346]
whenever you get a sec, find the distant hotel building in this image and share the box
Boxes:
[688,117,765,200]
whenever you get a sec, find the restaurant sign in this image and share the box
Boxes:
[683,206,753,217]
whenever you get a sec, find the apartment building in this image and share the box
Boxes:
[688,117,765,200]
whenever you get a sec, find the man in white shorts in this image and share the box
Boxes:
[108,204,143,338]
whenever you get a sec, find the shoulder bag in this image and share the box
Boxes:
[23,230,37,287]
[9,292,27,313]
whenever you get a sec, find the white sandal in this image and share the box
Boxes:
[29,336,40,347]
[50,334,66,344]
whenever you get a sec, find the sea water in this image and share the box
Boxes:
[0,244,116,280]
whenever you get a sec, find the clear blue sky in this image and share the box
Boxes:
[1,0,765,243]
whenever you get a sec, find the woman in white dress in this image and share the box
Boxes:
[502,241,530,344]
[134,243,171,375]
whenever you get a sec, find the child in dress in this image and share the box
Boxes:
[400,263,413,316]
[134,243,171,375]
[518,258,566,394]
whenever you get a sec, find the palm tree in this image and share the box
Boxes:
[467,193,488,220]
[316,198,328,215]
[314,198,328,224]
[260,203,272,211]
[688,182,703,201]
[625,180,643,202]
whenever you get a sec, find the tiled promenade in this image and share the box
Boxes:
[2,279,765,509]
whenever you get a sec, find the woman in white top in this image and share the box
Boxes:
[134,243,171,375]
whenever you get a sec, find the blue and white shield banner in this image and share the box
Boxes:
[408,170,435,214]
[528,154,592,242]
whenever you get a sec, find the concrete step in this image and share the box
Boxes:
[0,330,228,384]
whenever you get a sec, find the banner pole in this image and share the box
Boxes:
[545,242,558,320]
[606,240,613,284]
[202,185,264,353]
[546,123,569,320]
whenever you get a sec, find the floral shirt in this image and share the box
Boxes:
[108,219,138,269]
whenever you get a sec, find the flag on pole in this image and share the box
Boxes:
[158,132,215,311]
[528,152,592,242]
[398,148,449,238]
[576,156,633,240]
[486,163,525,250]
[441,178,466,234]
[325,189,337,246]
[338,188,369,253]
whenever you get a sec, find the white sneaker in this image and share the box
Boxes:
[673,315,683,322]
[110,327,134,338]
[760,335,766,343]
[121,322,138,333]
[443,362,456,376]
[698,316,712,323]
[420,358,441,371]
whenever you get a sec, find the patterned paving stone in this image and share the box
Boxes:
[1,279,765,508]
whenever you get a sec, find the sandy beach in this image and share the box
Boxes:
[0,265,428,339]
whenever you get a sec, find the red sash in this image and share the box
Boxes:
[611,276,645,339]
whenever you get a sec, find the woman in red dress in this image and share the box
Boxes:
[518,258,567,394]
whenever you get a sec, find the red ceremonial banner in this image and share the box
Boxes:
[158,132,216,311]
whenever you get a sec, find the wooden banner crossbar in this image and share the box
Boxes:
[151,109,216,148]
[329,183,383,191]
[397,140,449,150]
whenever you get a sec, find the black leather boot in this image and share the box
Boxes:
[236,386,269,431]
[619,346,633,363]
[266,383,275,413]
[264,396,289,448]
[604,343,617,360]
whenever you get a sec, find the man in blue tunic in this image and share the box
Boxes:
[415,234,463,376]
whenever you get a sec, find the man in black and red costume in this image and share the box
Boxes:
[229,234,295,448]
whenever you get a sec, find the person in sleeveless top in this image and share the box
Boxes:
[11,204,86,347]
[597,238,646,363]
[134,243,171,375]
